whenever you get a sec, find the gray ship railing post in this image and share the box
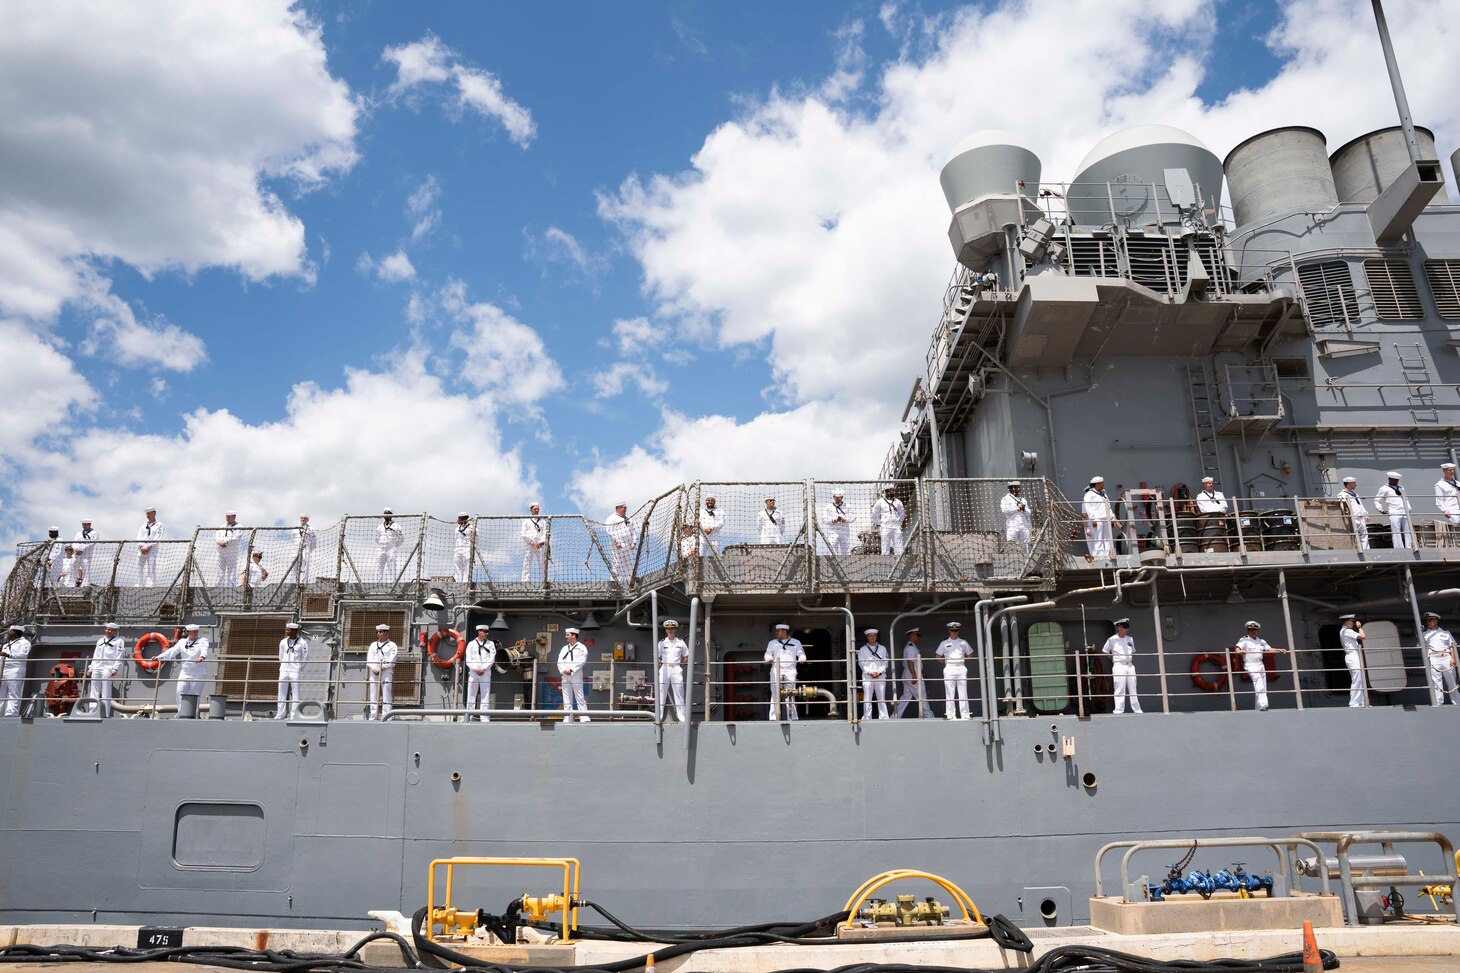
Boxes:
[1225,634,1239,711]
[696,595,710,731]
[1151,579,1170,713]
[1404,566,1428,701]
[1279,570,1303,710]
[685,596,699,736]
[650,589,661,726]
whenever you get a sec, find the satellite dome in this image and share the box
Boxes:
[939,130,1041,214]
[1075,124,1211,173]
[1067,123,1223,228]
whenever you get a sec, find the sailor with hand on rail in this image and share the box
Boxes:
[1235,621,1286,711]
[276,622,308,720]
[936,621,973,720]
[699,496,724,555]
[154,623,209,718]
[557,627,590,722]
[1,625,32,717]
[764,623,806,721]
[366,623,397,720]
[1101,618,1141,714]
[657,618,688,723]
[1421,612,1459,706]
[857,628,890,719]
[1338,614,1367,708]
[465,623,495,721]
[88,622,126,718]
[1337,476,1369,550]
[1436,463,1460,528]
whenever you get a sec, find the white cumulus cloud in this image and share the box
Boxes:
[357,249,417,283]
[384,34,536,148]
[438,282,562,407]
[407,175,443,240]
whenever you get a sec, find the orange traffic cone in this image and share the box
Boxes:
[1301,919,1322,973]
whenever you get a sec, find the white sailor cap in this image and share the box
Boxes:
[81,516,93,522]
[375,623,390,631]
[1338,614,1356,621]
[1244,620,1261,629]
[475,623,489,631]
[48,526,59,532]
[1114,618,1130,627]
[285,621,301,630]
[185,623,201,632]
[883,485,896,492]
[1423,611,1441,621]
[663,618,679,628]
[1386,471,1402,480]
[832,488,844,496]
[864,628,878,635]
[7,624,23,632]
[615,500,628,507]
[299,513,310,519]
[946,621,962,629]
[382,507,393,515]
[565,627,580,635]
[1201,476,1215,483]
[764,495,776,501]
[457,511,469,519]
[1007,481,1021,488]
[906,627,920,635]
[1342,476,1357,484]
[144,506,156,513]
[1089,476,1104,484]
[528,501,541,509]
[1444,463,1457,471]
[774,623,790,631]
[103,621,119,629]
[225,510,236,516]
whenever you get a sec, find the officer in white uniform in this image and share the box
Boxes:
[758,497,785,544]
[1100,618,1141,714]
[699,496,723,556]
[821,489,852,555]
[1421,612,1459,705]
[1001,482,1031,547]
[1235,621,1286,711]
[657,618,689,722]
[1436,463,1460,529]
[1338,614,1367,708]
[1082,477,1119,560]
[244,550,269,587]
[136,507,164,587]
[366,623,397,720]
[1,625,31,716]
[857,628,890,719]
[1337,477,1369,550]
[155,623,209,717]
[453,513,474,583]
[764,623,806,721]
[557,627,590,722]
[895,628,933,719]
[520,503,547,582]
[294,514,317,584]
[73,518,97,584]
[872,488,905,557]
[464,623,496,721]
[605,501,636,586]
[1374,472,1411,549]
[936,621,974,719]
[376,508,405,582]
[276,621,309,720]
[88,622,127,717]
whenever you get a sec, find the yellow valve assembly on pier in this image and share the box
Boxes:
[843,870,983,931]
[425,857,582,944]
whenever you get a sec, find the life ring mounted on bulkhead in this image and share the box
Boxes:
[1190,652,1228,692]
[134,631,170,671]
[427,628,465,668]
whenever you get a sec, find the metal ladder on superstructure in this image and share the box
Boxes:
[1396,342,1439,423]
[1185,362,1221,480]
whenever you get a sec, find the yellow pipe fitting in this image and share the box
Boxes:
[842,869,983,930]
[426,857,582,943]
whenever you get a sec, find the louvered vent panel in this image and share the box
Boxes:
[1067,236,1120,278]
[218,614,291,700]
[344,607,408,654]
[1425,260,1460,320]
[1364,259,1423,320]
[1297,260,1359,326]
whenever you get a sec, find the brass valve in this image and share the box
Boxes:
[785,685,824,700]
[858,894,949,926]
[428,905,478,938]
[521,892,570,924]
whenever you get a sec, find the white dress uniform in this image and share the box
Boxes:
[464,635,496,720]
[520,513,548,581]
[73,525,97,584]
[1338,624,1367,708]
[557,640,590,721]
[1195,488,1228,515]
[1337,486,1369,549]
[453,521,474,583]
[58,553,84,587]
[872,496,905,557]
[1100,632,1141,714]
[89,631,127,717]
[1,631,32,716]
[699,505,724,556]
[375,522,405,581]
[43,533,62,585]
[658,634,689,722]
[758,506,786,545]
[764,635,807,721]
[936,635,974,719]
[857,639,891,719]
[213,522,242,587]
[605,512,636,585]
[156,634,210,711]
[136,519,165,587]
[295,524,317,583]
[1001,491,1031,546]
[245,559,268,587]
[895,641,933,719]
[1235,633,1274,710]
[1436,474,1460,527]
[271,632,308,719]
[1422,624,1460,706]
[366,635,398,719]
[820,498,852,555]
[1082,486,1116,559]
[1374,479,1412,549]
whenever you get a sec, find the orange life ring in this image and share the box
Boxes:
[427,628,465,668]
[1191,653,1228,691]
[134,632,170,671]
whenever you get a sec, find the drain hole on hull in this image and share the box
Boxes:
[1039,898,1058,921]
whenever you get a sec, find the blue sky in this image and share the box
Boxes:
[4,0,1457,549]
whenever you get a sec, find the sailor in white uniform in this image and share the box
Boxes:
[58,545,84,587]
[857,628,890,719]
[1235,621,1286,711]
[73,518,97,584]
[1001,481,1031,548]
[276,622,308,720]
[1374,472,1411,549]
[376,508,404,582]
[155,623,209,717]
[453,513,474,583]
[657,618,689,722]
[244,550,269,587]
[699,496,723,556]
[1338,614,1367,708]
[821,489,852,555]
[606,501,636,587]
[936,621,973,720]
[464,623,496,721]
[872,488,905,557]
[42,527,61,585]
[1436,463,1460,529]
[88,622,127,717]
[1421,612,1460,706]
[1100,618,1141,714]
[1082,477,1119,560]
[895,628,934,719]
[679,523,700,560]
[758,497,786,544]
[1,625,31,717]
[1195,476,1229,547]
[213,512,242,587]
[136,507,164,587]
[294,514,317,583]
[764,623,806,721]
[366,623,397,720]
[520,503,547,582]
[557,627,590,722]
[1337,477,1369,550]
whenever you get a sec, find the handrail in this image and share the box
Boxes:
[1296,830,1460,926]
[382,707,656,722]
[1093,836,1330,901]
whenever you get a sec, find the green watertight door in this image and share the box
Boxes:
[1027,621,1069,713]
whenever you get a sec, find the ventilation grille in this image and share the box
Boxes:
[1298,260,1359,327]
[1364,259,1423,320]
[300,593,335,620]
[218,614,292,700]
[1425,260,1460,320]
[343,607,408,654]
